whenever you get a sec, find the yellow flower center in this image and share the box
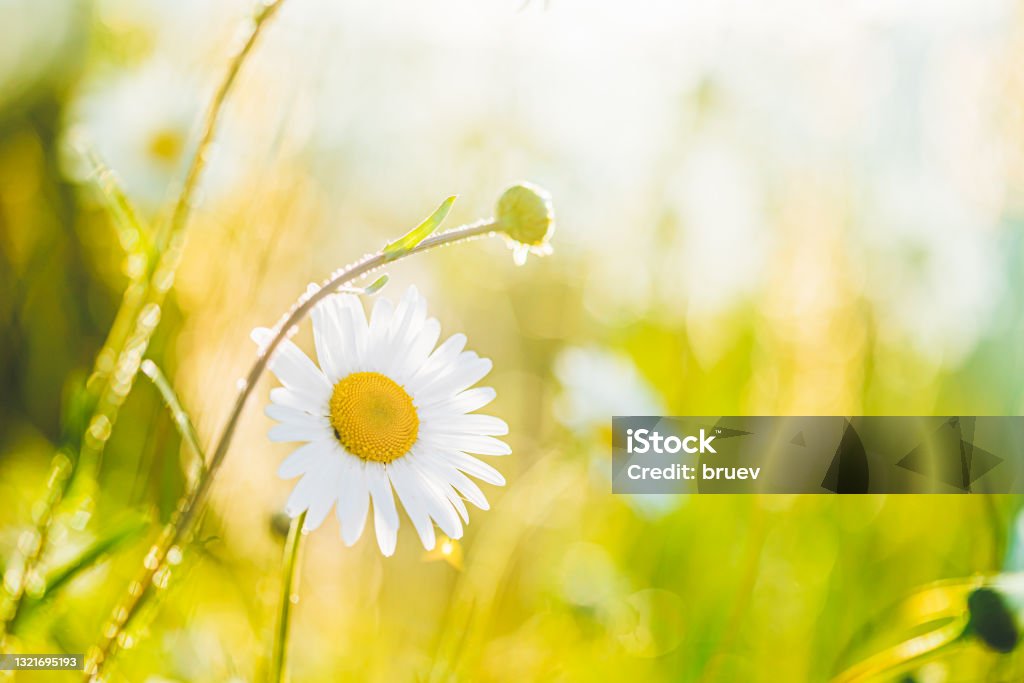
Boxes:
[329,372,419,463]
[147,129,185,165]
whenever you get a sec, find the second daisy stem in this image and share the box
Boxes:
[270,511,307,683]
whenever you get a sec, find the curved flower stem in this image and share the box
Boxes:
[269,511,307,683]
[0,0,288,648]
[85,219,499,680]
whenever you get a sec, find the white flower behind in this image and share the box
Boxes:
[253,286,508,556]
[555,346,678,519]
[68,58,246,213]
[69,60,201,209]
[554,346,664,433]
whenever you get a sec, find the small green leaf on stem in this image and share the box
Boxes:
[362,274,389,295]
[383,195,457,260]
[334,274,388,297]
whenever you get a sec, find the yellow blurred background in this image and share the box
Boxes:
[3,0,1024,680]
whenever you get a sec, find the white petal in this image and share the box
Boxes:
[406,333,466,394]
[277,439,334,479]
[311,295,346,384]
[303,455,342,532]
[421,414,509,436]
[445,486,469,523]
[270,387,323,413]
[269,422,329,443]
[421,433,511,456]
[365,298,394,372]
[337,454,370,546]
[336,295,369,373]
[415,454,490,511]
[387,459,436,550]
[418,387,496,418]
[414,355,492,406]
[394,318,441,383]
[366,463,399,556]
[403,457,462,539]
[265,403,327,425]
[411,458,469,524]
[388,286,425,346]
[434,450,506,486]
[285,470,322,516]
[251,328,332,403]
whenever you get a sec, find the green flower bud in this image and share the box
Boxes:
[496,182,554,264]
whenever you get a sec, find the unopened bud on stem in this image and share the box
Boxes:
[496,182,554,265]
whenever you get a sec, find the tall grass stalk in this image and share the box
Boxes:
[85,219,500,680]
[0,0,287,646]
[269,511,307,683]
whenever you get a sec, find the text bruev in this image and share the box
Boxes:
[624,428,761,481]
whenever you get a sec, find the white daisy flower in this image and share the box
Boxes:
[252,285,509,557]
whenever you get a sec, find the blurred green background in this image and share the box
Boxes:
[3,0,1024,681]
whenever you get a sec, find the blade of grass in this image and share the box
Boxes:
[78,144,153,265]
[140,359,207,482]
[10,515,150,630]
[268,511,307,683]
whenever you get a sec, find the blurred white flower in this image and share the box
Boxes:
[555,347,681,518]
[559,542,623,608]
[255,286,508,556]
[68,60,202,209]
[69,60,241,211]
[554,347,664,433]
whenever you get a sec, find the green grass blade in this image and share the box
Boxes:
[79,145,153,264]
[12,515,149,627]
[140,360,207,476]
[269,511,307,683]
